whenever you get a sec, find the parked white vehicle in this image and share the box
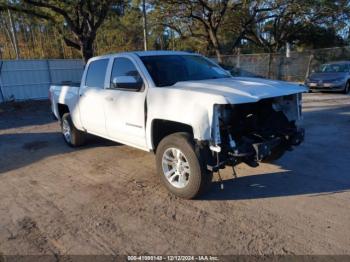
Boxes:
[50,51,306,199]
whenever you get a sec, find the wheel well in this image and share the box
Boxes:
[151,119,194,150]
[58,104,69,119]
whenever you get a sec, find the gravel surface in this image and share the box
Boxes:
[0,93,349,256]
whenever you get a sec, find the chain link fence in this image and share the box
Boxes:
[216,46,350,82]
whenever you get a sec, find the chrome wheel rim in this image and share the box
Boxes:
[162,148,191,188]
[62,119,71,143]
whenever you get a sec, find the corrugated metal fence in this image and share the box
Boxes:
[0,59,84,103]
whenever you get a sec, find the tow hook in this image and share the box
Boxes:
[207,146,240,190]
[215,150,224,190]
[208,145,226,190]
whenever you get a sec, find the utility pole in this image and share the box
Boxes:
[8,9,20,59]
[171,29,175,50]
[0,44,3,60]
[0,44,4,102]
[286,42,291,58]
[142,0,148,51]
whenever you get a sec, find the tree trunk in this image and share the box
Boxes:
[2,20,15,59]
[81,38,94,63]
[214,47,223,64]
[267,52,273,79]
[7,9,20,59]
[39,27,45,58]
[142,0,148,51]
[208,29,223,64]
[60,38,66,59]
[277,51,284,80]
[305,54,314,79]
[30,25,36,56]
[54,29,65,59]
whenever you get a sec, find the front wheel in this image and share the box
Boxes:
[61,113,86,147]
[155,132,213,199]
[262,146,286,163]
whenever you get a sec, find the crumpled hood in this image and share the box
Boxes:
[172,77,307,103]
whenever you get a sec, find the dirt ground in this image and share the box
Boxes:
[0,92,349,256]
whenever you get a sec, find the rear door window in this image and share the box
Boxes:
[85,59,109,88]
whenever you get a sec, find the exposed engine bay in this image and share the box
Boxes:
[208,94,305,171]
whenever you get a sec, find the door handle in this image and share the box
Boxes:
[105,97,114,102]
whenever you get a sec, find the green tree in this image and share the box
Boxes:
[0,0,125,62]
[95,4,144,54]
[151,0,276,62]
[152,0,235,63]
[294,25,345,49]
[244,0,350,52]
[241,0,349,77]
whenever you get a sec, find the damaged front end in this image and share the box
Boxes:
[207,94,305,172]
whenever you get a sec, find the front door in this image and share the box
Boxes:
[104,56,147,149]
[78,58,109,136]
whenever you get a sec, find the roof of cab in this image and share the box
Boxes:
[133,50,195,56]
[90,50,197,60]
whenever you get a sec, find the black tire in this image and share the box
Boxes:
[61,113,86,147]
[343,82,350,94]
[155,132,213,199]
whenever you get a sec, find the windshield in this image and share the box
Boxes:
[317,63,349,73]
[140,55,231,87]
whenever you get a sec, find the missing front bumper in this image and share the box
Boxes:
[207,128,305,172]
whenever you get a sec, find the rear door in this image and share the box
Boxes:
[104,55,148,149]
[78,58,109,136]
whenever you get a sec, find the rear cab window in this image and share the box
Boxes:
[85,59,109,88]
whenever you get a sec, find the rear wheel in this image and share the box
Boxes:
[156,132,213,199]
[61,113,86,147]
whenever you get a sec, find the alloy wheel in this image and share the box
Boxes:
[162,147,191,188]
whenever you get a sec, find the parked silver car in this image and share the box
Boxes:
[305,61,350,94]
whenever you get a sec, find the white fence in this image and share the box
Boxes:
[0,59,84,103]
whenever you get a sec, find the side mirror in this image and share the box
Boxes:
[111,76,143,91]
[311,69,315,73]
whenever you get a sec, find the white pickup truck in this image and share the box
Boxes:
[50,51,306,199]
